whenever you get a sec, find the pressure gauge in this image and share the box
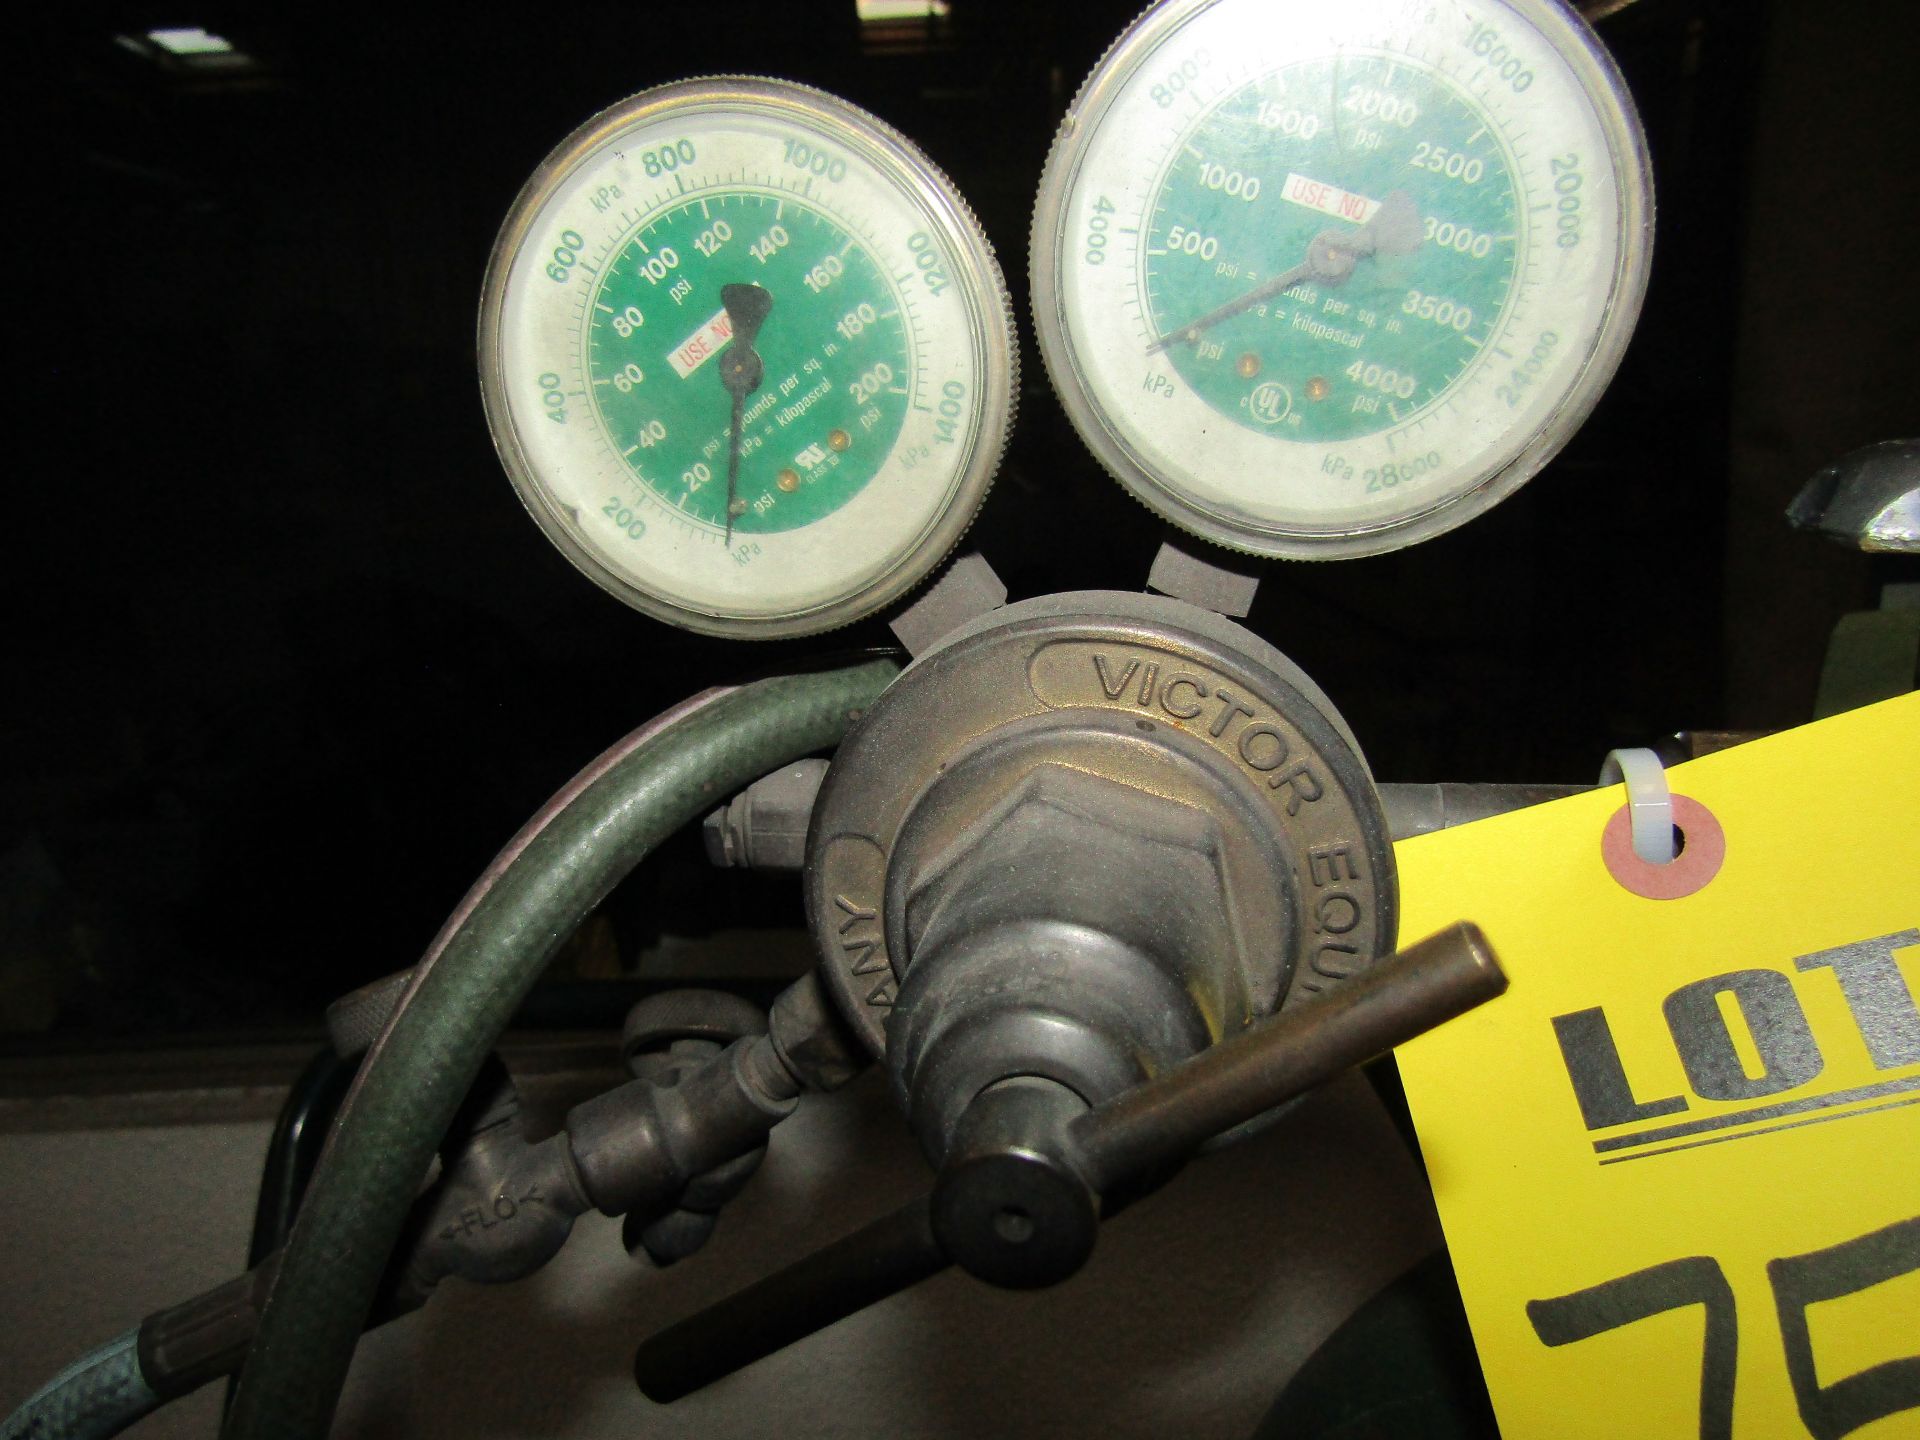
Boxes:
[1032,0,1652,558]
[481,78,1016,637]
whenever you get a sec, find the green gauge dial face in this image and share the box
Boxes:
[1146,56,1517,444]
[1031,0,1653,559]
[480,79,1017,637]
[587,193,910,535]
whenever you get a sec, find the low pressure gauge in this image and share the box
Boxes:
[481,78,1016,636]
[1032,0,1652,558]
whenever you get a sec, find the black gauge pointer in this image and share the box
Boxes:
[1147,188,1422,354]
[718,283,774,546]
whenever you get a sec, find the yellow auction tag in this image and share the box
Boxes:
[1394,693,1920,1440]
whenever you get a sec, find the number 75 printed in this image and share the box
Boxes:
[1527,1216,1919,1439]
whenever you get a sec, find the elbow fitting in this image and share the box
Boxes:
[395,1130,591,1307]
[566,1036,799,1219]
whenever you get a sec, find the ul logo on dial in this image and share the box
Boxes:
[1248,382,1292,426]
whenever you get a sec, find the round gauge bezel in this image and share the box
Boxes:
[479,76,1018,637]
[1029,0,1654,560]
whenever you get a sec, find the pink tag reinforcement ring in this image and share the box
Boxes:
[1601,792,1725,899]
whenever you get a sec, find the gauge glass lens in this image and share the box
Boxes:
[1033,0,1652,557]
[482,79,1014,635]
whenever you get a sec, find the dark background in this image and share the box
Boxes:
[7,1,1915,1037]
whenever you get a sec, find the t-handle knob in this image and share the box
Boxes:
[635,922,1505,1402]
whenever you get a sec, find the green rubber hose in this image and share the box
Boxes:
[224,659,897,1440]
[1,1328,158,1440]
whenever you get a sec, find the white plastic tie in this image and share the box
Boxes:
[1598,747,1675,865]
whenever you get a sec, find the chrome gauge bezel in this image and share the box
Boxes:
[1030,0,1654,560]
[479,76,1018,637]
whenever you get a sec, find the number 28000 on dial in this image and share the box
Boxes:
[1032,0,1653,558]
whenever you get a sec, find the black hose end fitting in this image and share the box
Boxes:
[137,1256,281,1401]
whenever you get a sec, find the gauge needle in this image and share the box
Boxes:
[1147,188,1423,354]
[719,282,774,545]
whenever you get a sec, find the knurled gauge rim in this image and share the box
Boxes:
[478,75,1019,639]
[1028,0,1655,561]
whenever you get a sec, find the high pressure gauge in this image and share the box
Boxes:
[481,78,1016,637]
[1032,0,1653,559]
